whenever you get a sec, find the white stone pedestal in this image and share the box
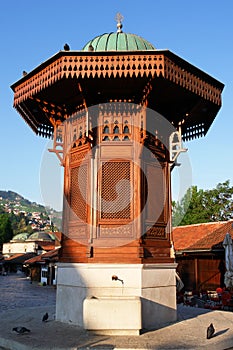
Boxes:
[56,263,177,334]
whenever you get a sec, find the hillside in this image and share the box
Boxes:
[0,190,46,212]
[0,190,62,231]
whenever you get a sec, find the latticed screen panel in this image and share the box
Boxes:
[146,164,165,223]
[100,161,131,219]
[70,165,88,222]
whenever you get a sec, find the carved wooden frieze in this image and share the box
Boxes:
[99,224,133,239]
[145,225,167,239]
[13,53,222,107]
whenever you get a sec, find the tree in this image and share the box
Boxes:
[0,213,13,245]
[204,181,233,221]
[172,180,233,226]
[8,212,33,236]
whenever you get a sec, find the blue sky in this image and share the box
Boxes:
[0,0,232,211]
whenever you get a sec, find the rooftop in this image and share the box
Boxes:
[26,232,55,242]
[173,220,233,252]
[82,14,156,52]
[82,32,156,52]
[11,232,31,241]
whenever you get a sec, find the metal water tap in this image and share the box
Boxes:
[112,275,124,284]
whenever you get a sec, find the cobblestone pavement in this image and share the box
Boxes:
[2,274,233,349]
[0,273,56,312]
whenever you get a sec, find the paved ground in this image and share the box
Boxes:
[1,274,233,349]
[0,273,56,312]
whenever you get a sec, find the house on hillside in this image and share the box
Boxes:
[173,220,233,291]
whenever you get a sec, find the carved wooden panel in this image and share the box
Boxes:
[70,150,88,163]
[99,224,133,238]
[70,164,88,222]
[100,161,131,219]
[68,223,87,240]
[145,163,165,223]
[100,144,132,159]
[145,225,166,239]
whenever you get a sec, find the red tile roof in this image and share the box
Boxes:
[25,248,59,264]
[173,220,233,252]
[4,252,36,263]
[24,254,43,264]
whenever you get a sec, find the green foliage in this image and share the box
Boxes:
[9,212,33,236]
[0,213,13,244]
[204,181,233,221]
[172,180,233,226]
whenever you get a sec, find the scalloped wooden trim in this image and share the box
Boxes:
[13,53,222,107]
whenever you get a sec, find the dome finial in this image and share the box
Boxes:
[115,12,124,33]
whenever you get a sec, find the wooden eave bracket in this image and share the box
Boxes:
[48,117,64,166]
[169,126,187,170]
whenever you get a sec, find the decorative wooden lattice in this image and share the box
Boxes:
[99,225,132,238]
[13,53,222,107]
[100,161,131,219]
[146,163,166,223]
[70,165,88,222]
[70,150,88,163]
[145,225,166,239]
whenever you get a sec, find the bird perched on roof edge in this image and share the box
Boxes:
[64,43,70,51]
[88,44,94,52]
[207,323,215,339]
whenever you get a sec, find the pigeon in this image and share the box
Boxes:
[22,70,27,77]
[42,312,49,322]
[207,323,215,339]
[88,44,94,52]
[64,43,70,51]
[12,327,30,334]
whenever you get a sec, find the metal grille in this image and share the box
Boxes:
[70,165,87,222]
[101,161,131,219]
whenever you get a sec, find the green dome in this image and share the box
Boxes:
[12,233,31,241]
[26,231,54,241]
[82,32,156,52]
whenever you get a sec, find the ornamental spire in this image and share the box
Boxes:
[115,12,124,33]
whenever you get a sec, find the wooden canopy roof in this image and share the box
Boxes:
[11,49,224,141]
